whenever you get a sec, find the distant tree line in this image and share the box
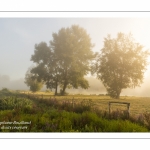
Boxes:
[25,25,149,99]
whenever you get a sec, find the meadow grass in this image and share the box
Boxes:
[2,89,150,116]
[23,92,150,116]
[1,90,150,132]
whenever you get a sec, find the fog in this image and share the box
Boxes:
[66,76,106,95]
[0,74,106,94]
[0,74,150,97]
[0,75,28,91]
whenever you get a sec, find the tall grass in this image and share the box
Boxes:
[0,108,148,132]
[0,92,150,132]
[0,97,33,110]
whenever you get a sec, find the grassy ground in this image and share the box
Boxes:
[1,89,150,132]
[2,89,150,110]
[0,91,149,132]
[23,92,150,116]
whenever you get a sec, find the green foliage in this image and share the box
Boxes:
[1,88,10,93]
[1,108,148,132]
[31,42,59,95]
[93,33,149,99]
[24,67,43,93]
[30,25,94,95]
[0,88,11,94]
[0,97,33,111]
[129,112,150,130]
[0,94,149,132]
[0,88,15,97]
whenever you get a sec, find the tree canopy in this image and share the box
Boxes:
[30,25,94,95]
[92,32,149,99]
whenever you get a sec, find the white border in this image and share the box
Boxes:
[0,0,150,11]
[0,12,150,18]
[0,133,150,139]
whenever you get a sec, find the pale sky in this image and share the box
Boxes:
[1,18,150,95]
[1,18,150,79]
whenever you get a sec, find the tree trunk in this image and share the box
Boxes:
[116,93,120,99]
[55,86,57,95]
[61,69,68,95]
[54,82,58,95]
[61,82,67,95]
[116,89,121,99]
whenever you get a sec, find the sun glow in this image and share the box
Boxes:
[144,55,150,77]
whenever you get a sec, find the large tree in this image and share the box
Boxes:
[30,42,60,95]
[93,32,149,99]
[31,25,94,95]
